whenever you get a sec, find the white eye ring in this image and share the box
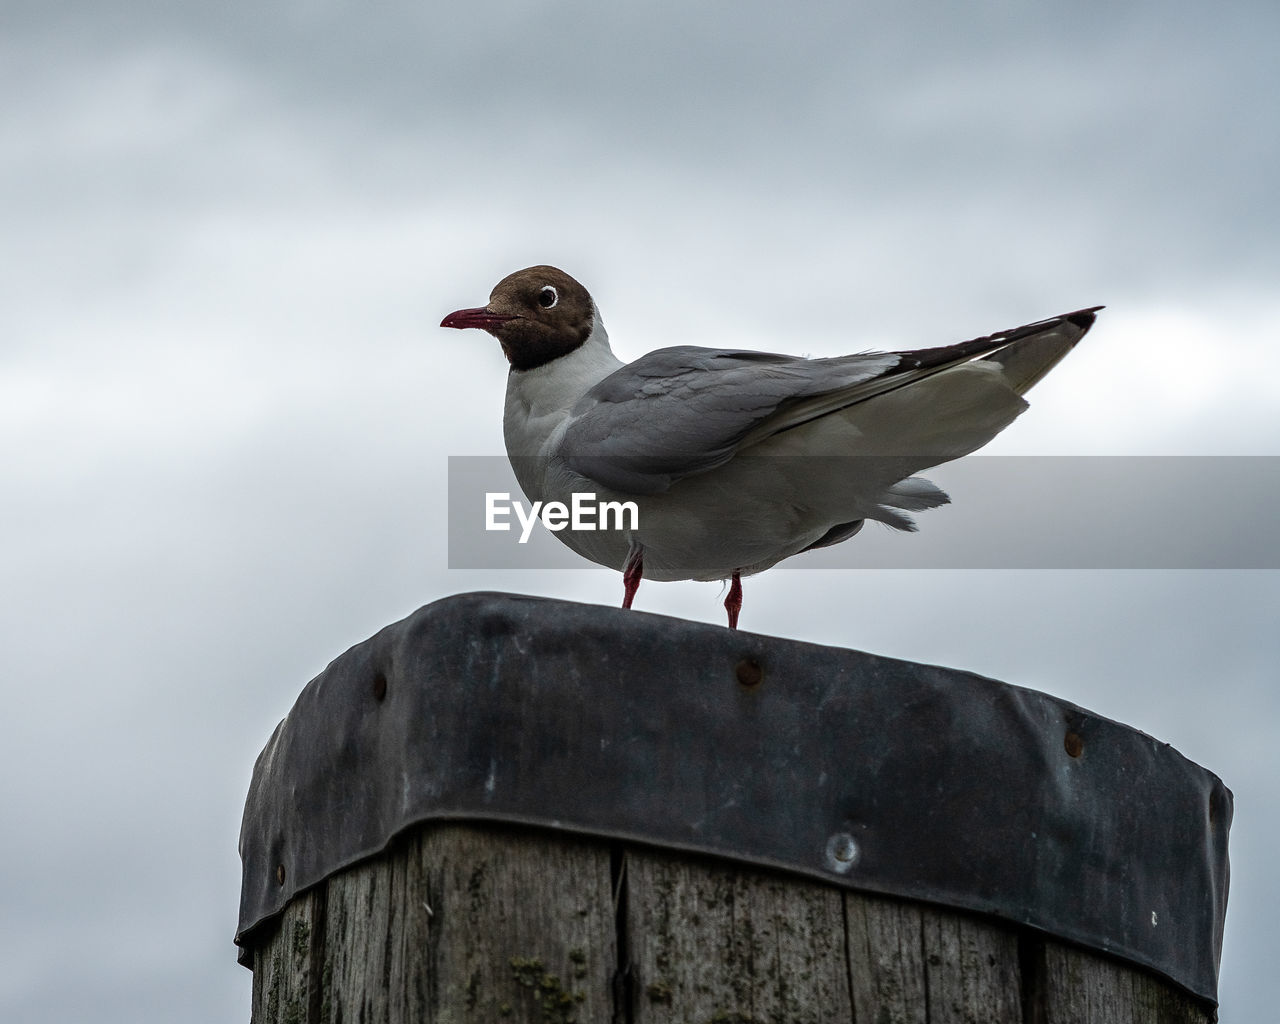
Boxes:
[538,285,559,309]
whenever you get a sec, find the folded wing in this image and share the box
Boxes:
[560,308,1101,495]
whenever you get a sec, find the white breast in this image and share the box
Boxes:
[503,313,620,454]
[503,310,623,504]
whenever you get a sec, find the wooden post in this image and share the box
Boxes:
[246,822,1211,1023]
[237,594,1229,1023]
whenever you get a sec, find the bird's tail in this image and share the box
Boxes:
[871,476,950,531]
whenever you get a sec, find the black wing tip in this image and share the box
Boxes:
[1064,305,1104,332]
[891,304,1105,372]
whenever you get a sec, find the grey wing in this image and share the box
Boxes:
[559,308,1101,495]
[558,345,897,494]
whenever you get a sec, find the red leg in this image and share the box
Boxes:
[622,544,644,610]
[724,571,742,629]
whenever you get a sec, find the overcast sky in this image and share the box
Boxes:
[2,2,1277,1021]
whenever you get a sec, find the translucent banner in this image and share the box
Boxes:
[447,456,1280,570]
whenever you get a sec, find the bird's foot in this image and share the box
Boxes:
[725,571,742,629]
[622,544,644,610]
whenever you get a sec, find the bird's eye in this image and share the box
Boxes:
[538,285,559,309]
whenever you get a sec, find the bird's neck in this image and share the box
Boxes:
[504,313,622,435]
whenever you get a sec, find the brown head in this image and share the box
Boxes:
[440,265,597,371]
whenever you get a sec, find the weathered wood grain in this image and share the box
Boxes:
[244,823,1216,1024]
[249,888,321,1024]
[321,833,401,1024]
[412,824,616,1023]
[844,890,1023,1023]
[624,847,853,1023]
[920,908,1023,1024]
[1036,941,1213,1024]
[319,824,616,1023]
[845,891,928,1022]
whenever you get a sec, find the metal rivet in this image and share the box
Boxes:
[1064,731,1083,758]
[372,672,388,702]
[825,832,860,874]
[735,658,763,688]
[275,864,286,886]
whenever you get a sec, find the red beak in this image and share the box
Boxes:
[440,306,516,331]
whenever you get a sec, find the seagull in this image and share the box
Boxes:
[442,266,1099,629]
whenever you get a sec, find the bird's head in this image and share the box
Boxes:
[441,265,596,371]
